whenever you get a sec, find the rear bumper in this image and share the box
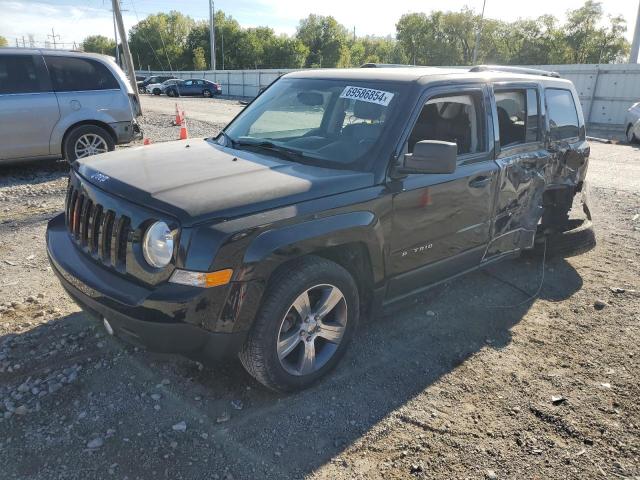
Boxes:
[46,214,246,360]
[110,120,142,144]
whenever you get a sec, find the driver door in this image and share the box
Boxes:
[387,86,499,299]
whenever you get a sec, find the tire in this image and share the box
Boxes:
[167,89,176,97]
[239,256,359,392]
[63,125,115,163]
[626,124,637,144]
[153,88,161,95]
[529,219,596,258]
[203,89,212,98]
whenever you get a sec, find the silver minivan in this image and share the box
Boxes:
[0,48,141,163]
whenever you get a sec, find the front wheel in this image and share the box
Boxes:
[64,125,115,163]
[627,124,637,144]
[167,89,176,97]
[153,88,161,95]
[239,256,359,392]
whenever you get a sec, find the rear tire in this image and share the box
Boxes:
[239,256,359,392]
[63,125,115,163]
[203,89,212,98]
[153,88,161,95]
[528,219,596,258]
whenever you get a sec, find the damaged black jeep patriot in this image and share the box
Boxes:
[47,65,593,392]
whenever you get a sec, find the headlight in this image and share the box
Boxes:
[142,221,174,268]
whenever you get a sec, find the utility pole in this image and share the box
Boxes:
[48,28,60,49]
[209,0,216,70]
[112,0,141,112]
[472,0,487,65]
[112,9,120,66]
[631,0,640,63]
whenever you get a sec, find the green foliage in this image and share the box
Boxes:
[192,46,207,70]
[129,11,194,70]
[0,36,8,47]
[81,35,116,56]
[296,14,349,67]
[81,1,629,71]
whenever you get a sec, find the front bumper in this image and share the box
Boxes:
[46,214,245,360]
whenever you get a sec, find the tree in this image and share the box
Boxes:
[129,11,194,70]
[81,35,116,56]
[263,36,309,68]
[0,36,8,47]
[192,46,207,70]
[296,14,349,67]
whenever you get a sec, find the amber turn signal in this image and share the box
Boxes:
[169,268,233,288]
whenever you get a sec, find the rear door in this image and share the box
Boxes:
[486,83,546,258]
[0,53,60,160]
[44,55,128,126]
[180,80,195,96]
[387,85,499,299]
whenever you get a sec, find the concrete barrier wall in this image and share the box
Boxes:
[139,64,640,130]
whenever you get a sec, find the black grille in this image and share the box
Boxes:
[65,183,130,271]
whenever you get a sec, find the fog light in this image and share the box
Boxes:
[169,268,233,288]
[103,318,114,335]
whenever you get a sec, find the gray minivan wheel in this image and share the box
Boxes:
[627,124,637,144]
[64,125,115,163]
[239,256,359,392]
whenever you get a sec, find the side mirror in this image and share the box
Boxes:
[399,140,457,175]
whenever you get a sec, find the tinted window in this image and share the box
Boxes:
[495,91,526,146]
[408,93,484,155]
[546,88,579,140]
[45,56,119,92]
[0,55,42,94]
[526,89,539,143]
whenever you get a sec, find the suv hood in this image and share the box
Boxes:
[76,139,374,225]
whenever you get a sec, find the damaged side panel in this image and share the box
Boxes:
[484,83,589,261]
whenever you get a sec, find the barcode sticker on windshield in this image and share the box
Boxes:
[339,86,394,106]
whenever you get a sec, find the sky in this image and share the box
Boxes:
[0,0,637,48]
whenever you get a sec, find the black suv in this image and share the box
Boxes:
[47,65,592,392]
[136,75,176,93]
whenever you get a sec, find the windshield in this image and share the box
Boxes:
[221,78,403,169]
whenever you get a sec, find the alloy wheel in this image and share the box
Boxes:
[74,134,108,159]
[277,284,348,376]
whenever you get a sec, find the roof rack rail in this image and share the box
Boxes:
[360,63,419,68]
[469,65,561,78]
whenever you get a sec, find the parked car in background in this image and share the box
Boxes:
[624,101,640,143]
[135,74,147,82]
[145,78,180,95]
[0,47,142,164]
[163,78,222,98]
[137,74,176,94]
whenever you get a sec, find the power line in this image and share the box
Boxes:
[47,28,61,49]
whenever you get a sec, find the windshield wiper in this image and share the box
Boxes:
[218,130,237,148]
[234,139,306,162]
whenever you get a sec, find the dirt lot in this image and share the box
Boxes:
[0,99,639,479]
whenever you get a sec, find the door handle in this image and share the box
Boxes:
[469,176,491,188]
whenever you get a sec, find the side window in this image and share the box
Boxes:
[0,55,42,94]
[184,80,193,86]
[525,89,539,143]
[408,93,484,155]
[45,56,120,92]
[545,88,580,141]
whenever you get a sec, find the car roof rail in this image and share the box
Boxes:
[469,65,561,78]
[360,63,420,68]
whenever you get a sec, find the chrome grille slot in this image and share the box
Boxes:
[64,183,131,272]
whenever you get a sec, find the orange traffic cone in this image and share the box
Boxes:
[175,103,182,125]
[143,138,152,145]
[179,117,188,140]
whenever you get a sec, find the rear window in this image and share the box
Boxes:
[45,56,120,92]
[545,88,580,140]
[0,55,42,94]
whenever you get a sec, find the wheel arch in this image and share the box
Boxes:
[239,211,385,299]
[61,120,117,159]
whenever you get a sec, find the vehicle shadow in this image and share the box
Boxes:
[0,254,583,479]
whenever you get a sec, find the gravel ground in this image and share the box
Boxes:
[0,103,639,479]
